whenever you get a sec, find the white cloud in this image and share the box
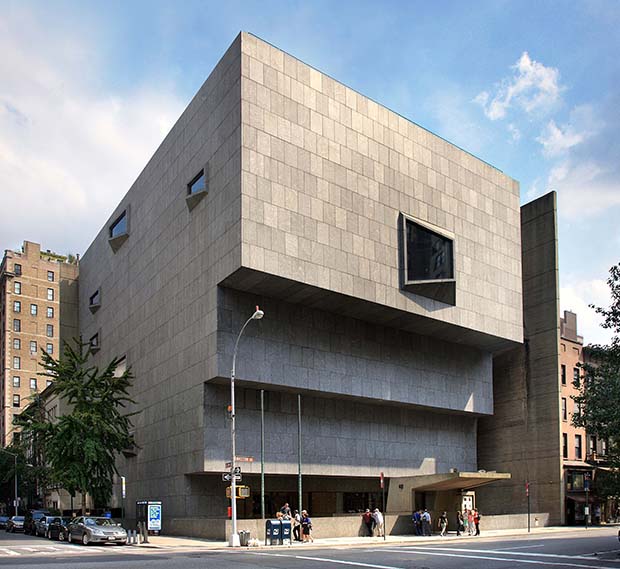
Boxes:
[475,52,562,120]
[507,123,521,142]
[536,105,600,158]
[550,159,620,218]
[561,276,612,346]
[0,7,185,255]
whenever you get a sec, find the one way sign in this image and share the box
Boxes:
[222,472,242,482]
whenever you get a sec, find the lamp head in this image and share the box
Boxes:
[252,306,264,320]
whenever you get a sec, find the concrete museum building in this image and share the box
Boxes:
[78,33,527,537]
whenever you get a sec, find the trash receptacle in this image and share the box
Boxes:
[281,519,291,545]
[265,519,282,545]
[239,530,250,546]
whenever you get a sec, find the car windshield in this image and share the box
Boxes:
[84,517,120,526]
[13,516,25,521]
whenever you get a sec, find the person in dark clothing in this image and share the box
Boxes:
[362,509,374,536]
[473,509,481,536]
[456,511,464,536]
[413,510,422,536]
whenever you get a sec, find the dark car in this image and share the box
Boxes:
[47,517,72,541]
[6,516,25,532]
[24,510,50,535]
[0,515,9,529]
[68,516,127,545]
[35,515,58,537]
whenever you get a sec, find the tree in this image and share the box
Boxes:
[16,340,136,514]
[572,263,620,496]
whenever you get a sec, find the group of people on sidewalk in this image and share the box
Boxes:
[277,503,314,542]
[412,508,481,537]
[361,508,385,537]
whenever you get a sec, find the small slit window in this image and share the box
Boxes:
[186,167,208,210]
[90,333,100,353]
[89,289,101,313]
[108,209,130,252]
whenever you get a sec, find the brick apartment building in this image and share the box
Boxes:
[0,241,78,446]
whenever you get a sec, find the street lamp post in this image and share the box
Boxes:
[229,305,264,547]
[0,449,18,516]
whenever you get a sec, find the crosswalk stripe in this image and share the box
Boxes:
[0,547,20,556]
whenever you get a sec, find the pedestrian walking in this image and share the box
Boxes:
[421,509,432,536]
[438,511,448,536]
[362,509,374,536]
[372,508,384,538]
[412,510,422,536]
[473,509,481,536]
[301,510,314,542]
[467,509,474,535]
[456,511,464,536]
[293,509,302,542]
[462,509,469,535]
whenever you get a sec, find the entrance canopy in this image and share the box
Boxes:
[406,471,511,492]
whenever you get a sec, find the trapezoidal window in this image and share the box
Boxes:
[400,213,456,305]
[186,167,208,211]
[108,209,129,252]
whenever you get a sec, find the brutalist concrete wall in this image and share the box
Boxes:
[238,32,523,345]
[477,191,562,524]
[204,383,477,478]
[59,261,79,347]
[217,288,492,414]
[78,35,243,518]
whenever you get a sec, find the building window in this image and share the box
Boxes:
[13,395,20,408]
[573,367,580,387]
[14,281,21,294]
[47,307,54,318]
[47,270,55,282]
[562,433,568,458]
[47,288,54,301]
[46,379,53,388]
[89,289,101,313]
[14,263,22,276]
[89,333,100,352]
[109,210,128,238]
[13,300,21,313]
[601,439,608,455]
[31,304,38,316]
[30,341,37,354]
[589,436,597,456]
[46,343,53,355]
[13,376,20,388]
[13,319,21,332]
[30,378,37,390]
[188,170,206,195]
[575,435,582,460]
[401,214,455,304]
[46,324,54,337]
[13,356,20,369]
[561,398,567,421]
[13,338,21,350]
[561,364,566,385]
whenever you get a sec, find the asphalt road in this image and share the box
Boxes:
[1,527,619,568]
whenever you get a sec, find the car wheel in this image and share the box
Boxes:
[58,531,65,541]
[67,532,72,543]
[82,533,89,546]
[46,529,51,539]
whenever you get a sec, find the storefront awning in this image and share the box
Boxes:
[566,494,588,503]
[402,471,511,492]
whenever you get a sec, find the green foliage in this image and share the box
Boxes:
[573,263,620,496]
[16,339,136,509]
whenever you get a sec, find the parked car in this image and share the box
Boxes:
[67,517,127,545]
[0,515,9,529]
[24,510,50,535]
[35,515,58,537]
[46,517,72,541]
[6,516,25,532]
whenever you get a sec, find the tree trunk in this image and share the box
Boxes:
[82,491,87,516]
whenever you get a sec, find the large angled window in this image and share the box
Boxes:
[401,213,456,305]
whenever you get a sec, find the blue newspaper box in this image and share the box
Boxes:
[281,519,291,545]
[265,519,281,545]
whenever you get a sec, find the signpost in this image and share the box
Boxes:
[526,481,530,533]
[380,472,386,541]
[121,476,126,528]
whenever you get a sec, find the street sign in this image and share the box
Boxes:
[380,472,384,489]
[222,472,242,482]
[236,456,254,462]
[226,462,232,469]
[233,466,241,475]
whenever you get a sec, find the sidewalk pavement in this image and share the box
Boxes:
[133,524,617,550]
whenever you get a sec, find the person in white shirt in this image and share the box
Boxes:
[372,508,384,537]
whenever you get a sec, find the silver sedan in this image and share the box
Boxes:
[67,516,127,545]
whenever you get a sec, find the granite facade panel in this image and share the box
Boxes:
[239,33,522,345]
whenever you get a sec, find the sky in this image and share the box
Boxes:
[1,0,619,345]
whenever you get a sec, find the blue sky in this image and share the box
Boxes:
[1,0,619,343]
